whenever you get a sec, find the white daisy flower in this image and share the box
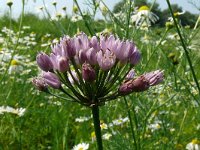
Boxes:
[0,106,26,116]
[186,139,200,150]
[75,116,91,122]
[0,37,4,44]
[110,117,129,126]
[168,11,185,22]
[72,143,89,150]
[100,122,108,130]
[102,133,112,140]
[8,59,23,74]
[131,5,159,28]
[71,15,82,22]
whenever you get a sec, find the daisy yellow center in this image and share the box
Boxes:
[78,148,83,150]
[173,12,179,17]
[11,60,19,66]
[139,5,149,11]
[91,131,96,138]
[192,139,200,144]
[73,6,78,13]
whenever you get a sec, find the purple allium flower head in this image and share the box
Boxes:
[34,32,163,106]
[32,77,48,91]
[36,52,53,71]
[82,63,96,82]
[144,70,164,86]
[97,49,116,71]
[43,72,61,89]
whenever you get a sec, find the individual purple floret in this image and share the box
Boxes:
[36,53,53,71]
[43,72,61,89]
[50,54,69,72]
[82,63,96,82]
[32,77,48,92]
[144,70,164,86]
[97,49,116,71]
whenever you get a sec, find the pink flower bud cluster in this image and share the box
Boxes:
[119,70,164,95]
[33,32,163,106]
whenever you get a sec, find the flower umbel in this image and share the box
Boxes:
[33,32,163,150]
[33,32,163,106]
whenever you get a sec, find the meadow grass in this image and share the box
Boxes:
[0,0,200,150]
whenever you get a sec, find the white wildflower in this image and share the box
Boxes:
[72,143,89,150]
[131,5,159,28]
[186,139,200,150]
[102,133,112,140]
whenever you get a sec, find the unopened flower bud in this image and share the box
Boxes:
[52,0,57,6]
[86,48,97,65]
[60,37,76,58]
[82,63,96,82]
[144,70,164,86]
[79,49,87,64]
[118,80,135,95]
[43,72,61,89]
[62,6,67,11]
[36,53,53,71]
[73,6,78,14]
[7,0,13,7]
[90,36,100,51]
[131,76,150,92]
[165,21,174,30]
[32,77,48,92]
[57,56,69,72]
[119,76,150,95]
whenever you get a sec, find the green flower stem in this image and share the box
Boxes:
[99,0,124,29]
[166,0,200,98]
[144,29,168,69]
[73,0,94,36]
[125,0,132,38]
[124,97,138,150]
[92,105,103,150]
